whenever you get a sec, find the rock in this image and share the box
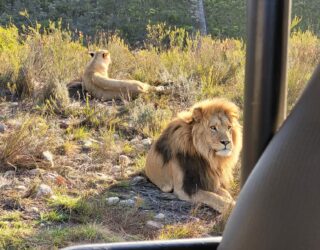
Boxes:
[113,134,120,140]
[28,168,41,176]
[30,207,39,213]
[107,197,120,205]
[119,199,135,207]
[119,155,131,167]
[130,137,140,145]
[0,123,6,133]
[130,176,146,185]
[130,191,136,196]
[134,143,145,152]
[154,213,166,221]
[96,173,109,179]
[111,165,121,173]
[82,140,93,151]
[42,151,54,166]
[4,170,15,178]
[142,138,152,146]
[16,185,27,191]
[146,220,164,229]
[36,184,53,198]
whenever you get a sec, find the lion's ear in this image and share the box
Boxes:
[89,52,95,58]
[192,107,203,122]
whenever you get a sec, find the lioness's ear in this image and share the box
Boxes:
[89,52,95,58]
[102,51,110,59]
[192,107,203,122]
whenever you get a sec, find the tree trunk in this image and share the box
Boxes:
[191,0,207,35]
[197,0,207,35]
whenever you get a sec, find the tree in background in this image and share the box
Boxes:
[190,0,207,35]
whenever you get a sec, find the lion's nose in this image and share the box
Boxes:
[220,140,230,146]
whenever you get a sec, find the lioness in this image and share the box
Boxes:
[83,50,164,100]
[145,99,242,213]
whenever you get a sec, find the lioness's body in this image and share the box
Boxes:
[145,99,242,213]
[83,50,161,100]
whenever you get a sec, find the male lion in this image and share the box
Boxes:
[82,50,164,100]
[145,99,242,213]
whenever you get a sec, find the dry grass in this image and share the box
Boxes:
[158,221,209,240]
[0,115,57,170]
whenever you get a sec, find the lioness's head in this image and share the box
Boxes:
[88,50,111,68]
[187,99,241,158]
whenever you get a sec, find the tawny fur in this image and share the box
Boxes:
[145,98,242,213]
[83,50,163,100]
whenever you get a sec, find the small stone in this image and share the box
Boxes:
[4,170,15,178]
[134,143,145,152]
[82,140,93,151]
[142,138,152,146]
[0,123,6,133]
[119,155,131,167]
[113,134,120,140]
[130,176,146,185]
[16,185,27,191]
[111,165,121,173]
[154,213,166,221]
[130,137,140,145]
[30,207,39,213]
[119,199,135,207]
[96,173,109,179]
[146,220,164,229]
[28,169,41,176]
[42,151,54,166]
[36,184,53,198]
[107,197,120,205]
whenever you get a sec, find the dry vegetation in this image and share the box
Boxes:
[0,21,319,249]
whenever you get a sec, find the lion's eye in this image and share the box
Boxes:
[210,126,217,132]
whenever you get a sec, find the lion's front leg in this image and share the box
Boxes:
[174,188,234,213]
[193,190,235,213]
[216,187,234,201]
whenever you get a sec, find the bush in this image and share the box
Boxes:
[287,30,320,110]
[0,21,87,108]
[0,22,318,115]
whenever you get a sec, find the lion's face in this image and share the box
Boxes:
[207,113,233,157]
[191,101,240,159]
